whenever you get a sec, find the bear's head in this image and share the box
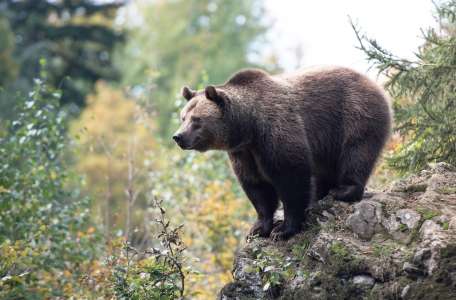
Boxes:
[173,85,230,152]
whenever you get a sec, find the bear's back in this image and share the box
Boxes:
[270,66,390,127]
[224,66,390,163]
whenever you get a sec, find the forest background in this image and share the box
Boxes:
[0,0,455,298]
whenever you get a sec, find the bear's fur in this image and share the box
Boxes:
[174,67,391,240]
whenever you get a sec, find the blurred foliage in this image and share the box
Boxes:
[147,139,253,297]
[367,135,402,189]
[183,181,252,298]
[352,0,456,173]
[131,132,254,298]
[0,16,17,87]
[0,0,124,115]
[70,82,157,245]
[0,72,100,298]
[118,0,279,138]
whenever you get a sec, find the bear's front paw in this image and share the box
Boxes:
[270,222,301,241]
[248,219,273,238]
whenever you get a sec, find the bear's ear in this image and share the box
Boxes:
[182,86,196,101]
[205,85,224,108]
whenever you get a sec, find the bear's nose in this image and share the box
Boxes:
[173,134,183,144]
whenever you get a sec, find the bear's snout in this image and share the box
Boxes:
[172,133,183,143]
[172,133,186,149]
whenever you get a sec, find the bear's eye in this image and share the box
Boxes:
[191,117,201,123]
[191,117,202,130]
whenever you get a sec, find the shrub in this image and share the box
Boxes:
[108,199,187,300]
[0,77,99,298]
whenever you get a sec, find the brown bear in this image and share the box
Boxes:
[174,66,391,240]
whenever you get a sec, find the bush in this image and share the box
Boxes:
[0,77,99,298]
[109,199,187,300]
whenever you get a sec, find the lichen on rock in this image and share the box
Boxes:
[219,163,456,299]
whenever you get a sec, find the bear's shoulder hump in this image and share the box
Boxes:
[227,68,269,86]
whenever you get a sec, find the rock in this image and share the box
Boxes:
[317,210,335,224]
[417,219,451,276]
[428,174,450,192]
[288,275,306,290]
[382,209,421,242]
[412,248,431,265]
[390,178,427,193]
[420,220,442,240]
[403,262,426,277]
[396,209,421,229]
[382,214,401,233]
[307,233,331,263]
[386,163,454,193]
[401,284,411,299]
[432,214,449,225]
[220,253,266,299]
[346,200,383,240]
[449,216,456,230]
[352,275,375,287]
[219,163,456,299]
[429,162,455,173]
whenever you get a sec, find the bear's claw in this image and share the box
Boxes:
[248,219,273,238]
[270,222,300,241]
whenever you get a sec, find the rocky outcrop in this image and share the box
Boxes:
[219,163,456,300]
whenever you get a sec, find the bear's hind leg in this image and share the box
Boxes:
[331,184,364,202]
[332,141,381,202]
[315,175,337,200]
